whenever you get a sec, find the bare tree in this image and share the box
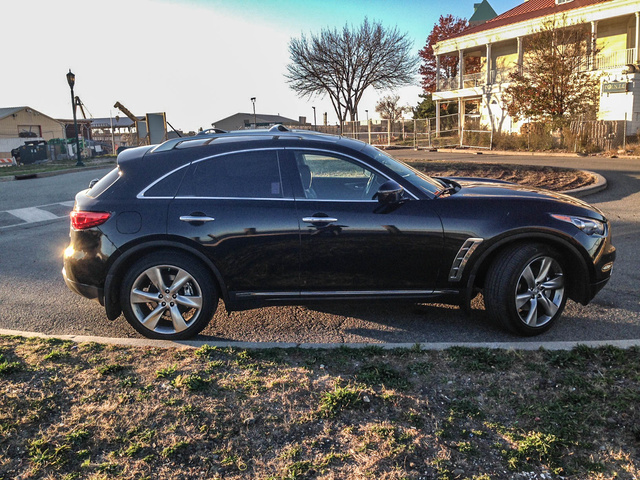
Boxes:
[286,18,417,129]
[503,17,600,128]
[375,94,409,125]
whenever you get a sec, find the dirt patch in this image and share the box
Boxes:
[407,161,596,192]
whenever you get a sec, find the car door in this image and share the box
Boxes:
[289,149,444,293]
[166,149,300,293]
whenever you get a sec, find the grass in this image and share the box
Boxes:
[0,336,638,479]
[0,156,115,177]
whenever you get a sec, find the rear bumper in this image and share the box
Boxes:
[62,267,104,305]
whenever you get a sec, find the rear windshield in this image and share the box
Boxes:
[87,168,120,198]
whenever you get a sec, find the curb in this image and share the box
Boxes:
[563,170,607,197]
[1,328,639,351]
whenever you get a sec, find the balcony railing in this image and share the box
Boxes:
[595,48,636,70]
[463,72,484,88]
[439,76,459,91]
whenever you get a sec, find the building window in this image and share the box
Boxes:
[18,125,42,138]
[556,0,573,4]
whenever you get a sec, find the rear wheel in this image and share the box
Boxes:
[120,251,217,339]
[485,243,567,336]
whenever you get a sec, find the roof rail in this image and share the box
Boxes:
[197,128,228,135]
[269,124,290,132]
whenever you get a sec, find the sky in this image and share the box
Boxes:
[2,0,521,132]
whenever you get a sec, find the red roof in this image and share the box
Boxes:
[450,0,612,39]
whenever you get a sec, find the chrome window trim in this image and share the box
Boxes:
[137,146,420,202]
[137,147,285,199]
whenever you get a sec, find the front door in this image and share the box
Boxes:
[290,150,444,293]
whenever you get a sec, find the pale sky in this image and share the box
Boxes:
[2,0,520,132]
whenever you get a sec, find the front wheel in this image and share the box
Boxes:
[120,251,217,339]
[485,243,567,336]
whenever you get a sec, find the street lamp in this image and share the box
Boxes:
[251,97,256,129]
[312,106,316,131]
[66,69,84,167]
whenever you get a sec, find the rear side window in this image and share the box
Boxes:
[87,168,120,198]
[179,150,284,198]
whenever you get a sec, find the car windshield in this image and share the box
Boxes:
[362,144,442,196]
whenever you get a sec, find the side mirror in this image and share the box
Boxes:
[376,180,404,205]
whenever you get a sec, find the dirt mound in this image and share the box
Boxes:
[410,161,595,191]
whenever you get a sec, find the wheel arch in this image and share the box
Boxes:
[104,237,228,320]
[463,231,593,309]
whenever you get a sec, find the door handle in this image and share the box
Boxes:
[302,216,338,224]
[180,215,215,223]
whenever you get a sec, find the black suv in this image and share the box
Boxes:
[63,126,615,339]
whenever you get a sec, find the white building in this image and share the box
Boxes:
[432,0,640,136]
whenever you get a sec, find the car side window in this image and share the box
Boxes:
[181,150,284,198]
[294,152,385,200]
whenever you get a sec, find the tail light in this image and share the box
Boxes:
[70,211,111,230]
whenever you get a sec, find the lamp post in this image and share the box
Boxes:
[66,69,84,167]
[312,106,316,131]
[251,97,256,129]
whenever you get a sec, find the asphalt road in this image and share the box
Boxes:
[0,152,638,344]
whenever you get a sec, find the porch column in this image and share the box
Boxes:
[591,21,598,70]
[436,54,441,91]
[459,49,464,89]
[458,97,465,143]
[636,12,639,63]
[486,43,492,85]
[435,100,441,137]
[517,37,523,74]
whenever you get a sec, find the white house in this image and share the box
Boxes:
[432,0,640,135]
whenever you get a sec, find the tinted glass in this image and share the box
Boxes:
[144,165,189,197]
[294,151,385,200]
[362,144,442,196]
[188,150,283,198]
[87,168,120,198]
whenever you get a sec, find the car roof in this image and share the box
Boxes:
[149,125,365,154]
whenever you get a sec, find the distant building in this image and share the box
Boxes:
[432,0,640,135]
[0,106,66,157]
[212,113,308,131]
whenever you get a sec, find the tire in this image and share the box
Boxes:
[484,243,567,336]
[120,251,217,340]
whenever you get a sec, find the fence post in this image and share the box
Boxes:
[413,119,417,149]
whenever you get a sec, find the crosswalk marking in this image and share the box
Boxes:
[0,202,74,229]
[9,207,60,223]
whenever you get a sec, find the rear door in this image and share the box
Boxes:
[166,149,300,292]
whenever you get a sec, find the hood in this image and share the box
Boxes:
[443,176,596,210]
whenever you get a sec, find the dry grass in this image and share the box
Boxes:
[1,336,639,479]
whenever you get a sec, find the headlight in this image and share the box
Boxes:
[551,214,605,236]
